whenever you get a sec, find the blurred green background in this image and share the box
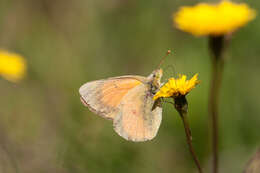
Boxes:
[0,0,259,172]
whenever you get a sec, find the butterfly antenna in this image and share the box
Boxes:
[157,50,172,69]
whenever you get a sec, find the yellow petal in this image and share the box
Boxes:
[173,1,256,36]
[153,74,200,100]
[0,50,27,82]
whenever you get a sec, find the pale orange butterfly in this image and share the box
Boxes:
[79,50,171,142]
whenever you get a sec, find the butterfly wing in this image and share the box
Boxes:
[113,83,162,142]
[79,76,146,120]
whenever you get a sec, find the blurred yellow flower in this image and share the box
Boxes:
[154,74,199,100]
[0,50,27,82]
[173,1,256,36]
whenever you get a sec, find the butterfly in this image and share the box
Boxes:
[79,51,171,142]
[79,69,163,142]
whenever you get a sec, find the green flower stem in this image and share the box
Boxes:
[174,96,203,173]
[209,36,225,173]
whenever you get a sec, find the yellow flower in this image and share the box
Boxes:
[0,50,27,82]
[173,1,256,36]
[154,74,199,100]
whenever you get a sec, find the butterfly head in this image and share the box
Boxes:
[147,68,163,94]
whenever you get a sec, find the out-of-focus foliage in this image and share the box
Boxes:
[0,0,259,173]
[244,148,260,173]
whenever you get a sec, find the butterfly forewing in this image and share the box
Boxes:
[79,76,146,120]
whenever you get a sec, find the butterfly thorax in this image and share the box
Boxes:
[147,69,163,94]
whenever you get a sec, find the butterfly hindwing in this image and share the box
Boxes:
[113,83,162,142]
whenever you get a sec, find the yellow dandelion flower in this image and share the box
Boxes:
[173,1,256,36]
[0,50,27,82]
[154,74,199,100]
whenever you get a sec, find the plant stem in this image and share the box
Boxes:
[181,112,203,173]
[209,36,225,173]
[175,96,203,173]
